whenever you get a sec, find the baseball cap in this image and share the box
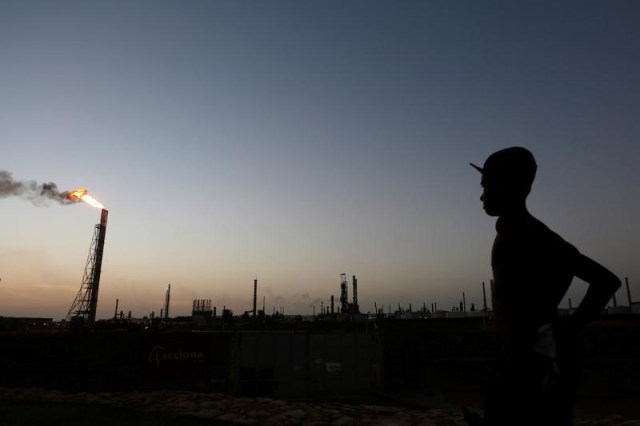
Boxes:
[470,147,537,186]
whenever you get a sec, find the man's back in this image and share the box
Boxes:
[492,213,579,340]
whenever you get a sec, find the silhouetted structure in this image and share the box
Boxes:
[164,284,171,319]
[192,299,213,325]
[482,282,488,312]
[339,273,348,313]
[66,208,109,325]
[352,275,360,313]
[253,279,258,317]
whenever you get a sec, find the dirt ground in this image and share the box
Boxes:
[0,401,231,426]
[1,387,639,426]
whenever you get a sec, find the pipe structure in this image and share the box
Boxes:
[66,208,109,324]
[352,275,359,313]
[89,208,109,323]
[164,284,171,319]
[253,279,258,317]
[482,282,488,312]
[489,279,494,310]
[339,273,348,313]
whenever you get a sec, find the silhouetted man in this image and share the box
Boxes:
[469,147,620,425]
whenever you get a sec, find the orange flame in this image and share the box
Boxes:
[68,188,104,209]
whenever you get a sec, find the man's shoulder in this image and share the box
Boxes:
[497,215,579,253]
[528,217,581,257]
[496,215,550,236]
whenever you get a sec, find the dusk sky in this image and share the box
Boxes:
[1,1,638,320]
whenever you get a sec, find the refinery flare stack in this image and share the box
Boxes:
[66,208,109,325]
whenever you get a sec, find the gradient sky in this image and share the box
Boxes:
[1,1,638,320]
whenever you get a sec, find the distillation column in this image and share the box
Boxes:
[164,284,171,319]
[339,273,348,313]
[352,275,359,313]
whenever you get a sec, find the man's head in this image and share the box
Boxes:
[471,147,537,216]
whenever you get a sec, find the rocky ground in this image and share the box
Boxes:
[0,387,639,426]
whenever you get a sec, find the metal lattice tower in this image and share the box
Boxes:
[66,209,108,324]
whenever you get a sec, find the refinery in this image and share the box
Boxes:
[9,205,635,329]
[3,203,638,330]
[0,186,638,406]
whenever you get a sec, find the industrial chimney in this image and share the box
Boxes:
[253,279,258,317]
[352,275,359,313]
[164,284,171,319]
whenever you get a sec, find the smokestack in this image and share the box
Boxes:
[352,275,359,313]
[253,279,257,317]
[626,277,632,307]
[331,295,335,314]
[114,299,119,319]
[482,282,487,312]
[164,284,171,319]
[490,279,494,309]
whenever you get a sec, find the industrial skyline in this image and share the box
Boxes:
[1,1,639,320]
[0,200,638,321]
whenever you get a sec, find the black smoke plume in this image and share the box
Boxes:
[0,170,78,206]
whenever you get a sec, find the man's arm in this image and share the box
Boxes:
[570,254,621,333]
